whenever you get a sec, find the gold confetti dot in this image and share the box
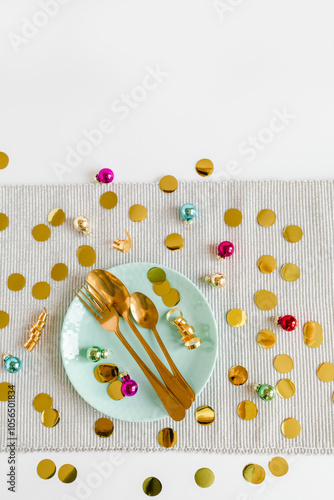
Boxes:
[0,310,10,329]
[94,417,114,438]
[51,263,68,281]
[33,393,53,413]
[195,158,214,177]
[258,255,277,274]
[317,362,334,382]
[228,366,248,385]
[284,225,303,243]
[107,380,124,400]
[195,405,215,425]
[129,204,147,222]
[142,477,162,497]
[165,233,184,251]
[224,208,242,227]
[0,152,9,169]
[100,191,118,209]
[147,268,166,283]
[257,330,277,349]
[303,321,323,348]
[238,401,257,420]
[32,224,51,242]
[48,208,66,227]
[37,459,56,480]
[58,464,77,484]
[276,379,296,399]
[268,457,289,477]
[0,213,9,231]
[158,428,177,448]
[32,282,51,300]
[159,175,178,193]
[194,468,215,488]
[153,280,171,297]
[274,354,294,374]
[0,382,14,402]
[41,408,60,428]
[281,418,301,439]
[257,209,276,227]
[162,289,180,307]
[304,335,323,348]
[281,263,300,282]
[227,309,247,327]
[94,364,119,383]
[254,290,277,311]
[77,245,96,267]
[243,464,265,484]
[7,273,26,292]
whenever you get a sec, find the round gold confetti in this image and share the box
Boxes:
[254,290,277,311]
[224,208,242,227]
[41,408,60,428]
[228,366,248,386]
[281,263,300,282]
[77,245,96,267]
[281,418,301,439]
[268,457,289,477]
[32,224,51,242]
[274,354,294,374]
[284,225,303,243]
[51,263,68,282]
[158,428,178,448]
[159,175,178,193]
[162,289,181,307]
[165,233,184,251]
[227,309,247,327]
[0,310,10,329]
[195,405,215,425]
[100,191,118,209]
[258,255,277,274]
[94,364,119,383]
[153,280,171,297]
[94,417,114,438]
[48,208,66,227]
[58,464,77,484]
[243,464,265,484]
[33,393,53,413]
[195,158,214,177]
[304,335,323,348]
[317,362,334,382]
[0,152,9,169]
[147,267,166,283]
[0,213,9,231]
[257,209,276,227]
[142,477,162,497]
[37,459,56,480]
[257,330,277,349]
[238,401,257,420]
[7,273,26,292]
[276,379,296,399]
[194,468,215,488]
[129,204,147,222]
[303,321,323,348]
[32,282,51,300]
[0,382,14,402]
[107,380,124,400]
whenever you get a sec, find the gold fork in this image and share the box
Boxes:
[73,284,187,422]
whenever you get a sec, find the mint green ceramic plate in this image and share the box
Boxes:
[61,263,217,422]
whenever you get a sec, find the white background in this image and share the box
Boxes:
[0,0,333,498]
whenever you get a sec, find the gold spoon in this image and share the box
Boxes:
[130,292,195,404]
[87,270,191,408]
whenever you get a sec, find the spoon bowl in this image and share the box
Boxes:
[130,292,159,330]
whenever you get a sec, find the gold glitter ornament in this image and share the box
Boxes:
[317,362,334,382]
[284,225,303,243]
[142,477,162,497]
[254,290,277,311]
[7,273,26,291]
[257,330,277,349]
[77,245,96,267]
[228,366,248,385]
[243,464,265,484]
[32,282,51,300]
[32,224,51,242]
[274,354,294,374]
[224,208,242,227]
[281,263,300,282]
[0,310,10,329]
[129,204,147,222]
[0,152,9,169]
[258,255,277,274]
[37,459,56,480]
[0,213,9,231]
[238,400,257,420]
[227,309,247,327]
[73,216,92,235]
[33,393,53,413]
[257,209,276,227]
[159,175,178,193]
[204,273,226,288]
[58,464,77,484]
[165,233,184,251]
[281,418,301,439]
[48,208,66,227]
[158,428,177,448]
[194,468,215,488]
[195,405,215,425]
[276,379,296,399]
[268,457,289,477]
[195,158,214,177]
[41,408,60,428]
[94,417,114,438]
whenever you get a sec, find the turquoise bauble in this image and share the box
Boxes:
[180,203,197,223]
[255,383,276,401]
[4,355,22,374]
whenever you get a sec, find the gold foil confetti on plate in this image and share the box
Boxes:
[94,364,119,383]
[254,290,277,311]
[303,321,323,348]
[195,405,215,425]
[276,379,296,399]
[159,175,178,193]
[41,408,60,428]
[0,151,9,169]
[0,382,14,401]
[257,209,276,227]
[147,267,166,283]
[229,366,248,385]
[195,158,214,177]
[0,310,10,329]
[48,208,66,227]
[224,208,242,227]
[274,354,294,373]
[0,213,9,231]
[281,418,301,439]
[281,263,300,282]
[194,468,215,488]
[108,380,124,400]
[227,308,247,327]
[77,245,96,267]
[238,400,257,420]
[32,224,51,242]
[243,464,265,484]
[158,428,177,448]
[33,393,53,413]
[7,273,26,291]
[142,477,162,497]
[94,417,114,438]
[283,225,303,243]
[268,457,289,477]
[317,362,334,382]
[257,330,277,349]
[162,289,180,307]
[258,255,277,274]
[51,263,68,281]
[58,464,77,484]
[165,233,184,251]
[153,280,171,297]
[37,459,56,480]
[32,282,51,300]
[100,191,118,209]
[129,204,147,222]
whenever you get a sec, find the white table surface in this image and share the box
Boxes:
[0,1,333,498]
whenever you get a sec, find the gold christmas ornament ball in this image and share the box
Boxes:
[73,216,91,235]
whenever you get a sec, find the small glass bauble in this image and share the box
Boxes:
[4,355,22,374]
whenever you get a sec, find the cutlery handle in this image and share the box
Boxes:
[113,326,186,421]
[124,313,193,409]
